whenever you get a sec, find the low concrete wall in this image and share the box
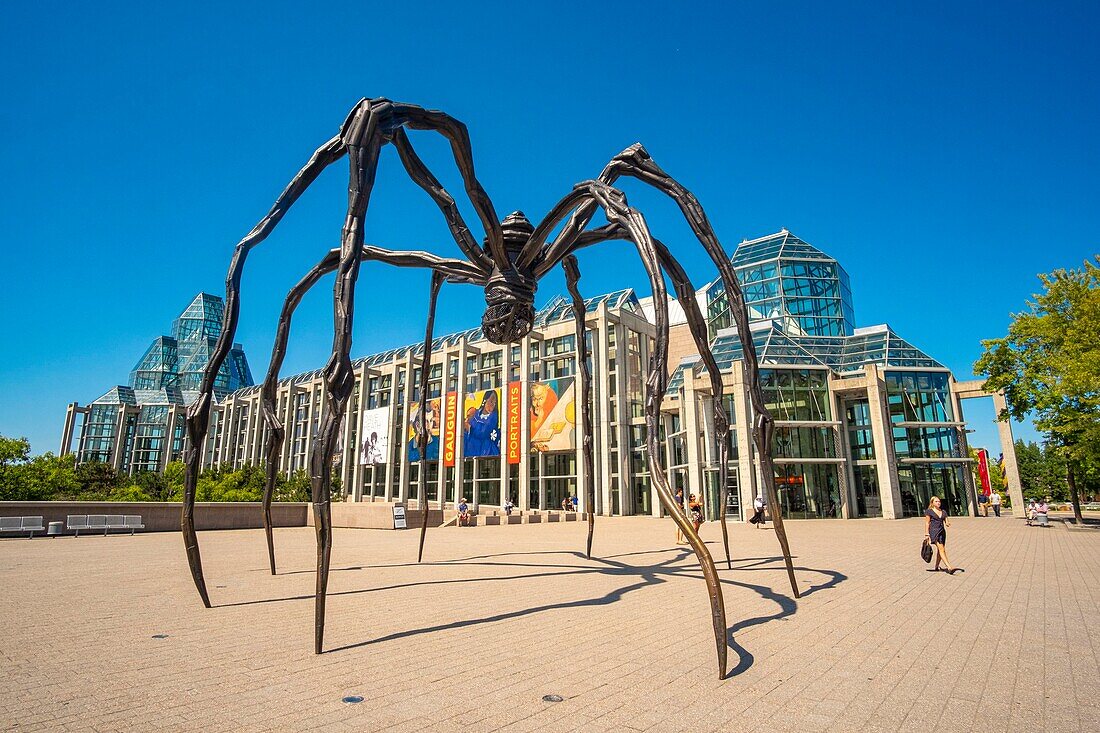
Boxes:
[305,502,447,530]
[0,502,309,533]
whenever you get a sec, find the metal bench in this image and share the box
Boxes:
[1,516,44,538]
[67,515,89,536]
[67,514,144,536]
[86,515,107,535]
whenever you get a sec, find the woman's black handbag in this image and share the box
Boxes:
[921,538,933,563]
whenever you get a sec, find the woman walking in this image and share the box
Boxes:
[688,494,704,535]
[924,496,962,574]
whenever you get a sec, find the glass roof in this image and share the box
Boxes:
[731,230,837,267]
[665,322,944,397]
[232,289,641,399]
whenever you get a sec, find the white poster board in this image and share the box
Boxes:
[392,505,407,530]
[359,407,390,465]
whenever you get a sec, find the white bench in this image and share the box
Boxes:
[67,514,145,536]
[1,516,44,538]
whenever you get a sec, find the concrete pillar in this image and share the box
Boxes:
[992,391,1025,517]
[60,403,77,456]
[951,387,978,517]
[865,364,904,519]
[595,305,612,516]
[681,369,707,516]
[111,407,128,472]
[731,362,757,519]
[399,354,414,505]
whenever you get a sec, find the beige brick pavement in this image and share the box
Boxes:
[1,514,1098,732]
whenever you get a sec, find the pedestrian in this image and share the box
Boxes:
[978,492,989,517]
[990,490,1002,517]
[458,496,470,527]
[674,488,686,544]
[1026,498,1037,525]
[689,494,704,535]
[503,496,515,516]
[750,492,766,528]
[571,494,578,512]
[924,496,961,574]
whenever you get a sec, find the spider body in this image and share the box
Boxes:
[181,97,801,679]
[480,211,538,344]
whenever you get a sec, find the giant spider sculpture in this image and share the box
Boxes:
[182,97,799,679]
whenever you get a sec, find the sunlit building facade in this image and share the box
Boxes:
[63,231,1016,520]
[61,294,253,473]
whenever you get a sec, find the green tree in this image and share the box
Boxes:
[0,435,32,498]
[976,258,1100,522]
[74,461,123,500]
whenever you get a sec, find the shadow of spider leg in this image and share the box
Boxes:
[533,180,730,680]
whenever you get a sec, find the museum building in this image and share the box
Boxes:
[61,230,1020,521]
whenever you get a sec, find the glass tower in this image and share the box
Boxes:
[706,229,855,338]
[69,293,252,473]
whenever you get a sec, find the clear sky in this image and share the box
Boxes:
[1,1,1097,457]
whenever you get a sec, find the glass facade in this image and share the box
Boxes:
[708,230,855,338]
[63,228,982,523]
[885,371,967,517]
[69,293,253,474]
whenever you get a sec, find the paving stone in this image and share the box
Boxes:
[1,515,1097,731]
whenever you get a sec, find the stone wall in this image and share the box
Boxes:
[0,502,309,533]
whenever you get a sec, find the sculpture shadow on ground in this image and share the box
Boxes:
[215,547,846,675]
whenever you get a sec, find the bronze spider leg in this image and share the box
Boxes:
[182,133,346,609]
[260,247,339,576]
[561,255,596,559]
[183,98,500,631]
[415,271,446,564]
[530,180,728,679]
[564,225,736,569]
[259,249,477,576]
[534,146,799,598]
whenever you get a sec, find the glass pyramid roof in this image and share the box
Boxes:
[730,230,837,267]
[665,322,944,397]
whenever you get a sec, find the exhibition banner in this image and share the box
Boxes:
[530,377,576,452]
[506,382,522,464]
[463,388,501,458]
[358,407,390,465]
[977,448,992,496]
[443,392,458,467]
[407,397,441,462]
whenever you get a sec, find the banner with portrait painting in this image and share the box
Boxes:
[407,397,441,462]
[358,407,390,465]
[529,377,576,452]
[462,388,501,458]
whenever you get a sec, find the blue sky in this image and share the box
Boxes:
[1,1,1097,457]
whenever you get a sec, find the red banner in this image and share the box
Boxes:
[506,382,522,464]
[443,392,458,467]
[977,448,992,496]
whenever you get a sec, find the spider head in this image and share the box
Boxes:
[481,211,537,344]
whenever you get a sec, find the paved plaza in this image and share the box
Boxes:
[2,513,1098,732]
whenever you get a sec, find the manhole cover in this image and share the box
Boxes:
[542,695,564,703]
[151,634,169,639]
[342,696,364,704]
